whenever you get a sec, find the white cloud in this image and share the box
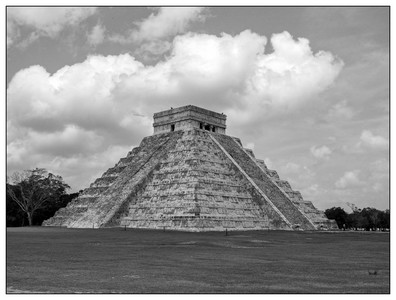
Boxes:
[229,31,343,122]
[7,30,343,191]
[335,170,363,189]
[278,162,315,191]
[87,23,105,46]
[8,54,146,132]
[7,18,20,47]
[245,142,255,150]
[327,100,355,120]
[360,130,388,150]
[133,40,172,62]
[310,145,332,159]
[281,162,301,174]
[342,130,389,154]
[133,7,205,42]
[7,7,97,46]
[109,7,205,49]
[301,184,320,198]
[16,32,40,49]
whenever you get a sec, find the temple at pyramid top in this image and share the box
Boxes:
[153,105,227,135]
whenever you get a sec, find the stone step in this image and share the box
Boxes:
[286,191,303,201]
[103,165,127,177]
[275,180,293,192]
[266,169,280,180]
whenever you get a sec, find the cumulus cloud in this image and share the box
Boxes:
[342,130,389,154]
[8,54,147,135]
[87,23,106,46]
[310,145,332,159]
[7,30,343,190]
[7,7,97,46]
[229,32,343,122]
[335,170,363,189]
[7,54,151,188]
[360,130,388,150]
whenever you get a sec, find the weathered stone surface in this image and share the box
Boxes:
[44,105,337,231]
[118,129,288,231]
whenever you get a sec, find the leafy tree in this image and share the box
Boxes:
[6,168,70,226]
[378,209,390,230]
[349,210,372,230]
[346,212,357,230]
[325,207,348,229]
[359,207,380,231]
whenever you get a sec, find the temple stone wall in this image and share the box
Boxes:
[153,105,226,134]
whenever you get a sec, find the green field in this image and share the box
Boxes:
[6,227,390,293]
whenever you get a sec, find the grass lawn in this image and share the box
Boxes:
[6,227,390,294]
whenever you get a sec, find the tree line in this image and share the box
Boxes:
[325,206,390,231]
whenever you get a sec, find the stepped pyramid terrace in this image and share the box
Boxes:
[44,105,337,231]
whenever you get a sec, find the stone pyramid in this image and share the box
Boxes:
[44,105,337,231]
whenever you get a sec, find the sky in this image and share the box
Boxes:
[6,6,390,211]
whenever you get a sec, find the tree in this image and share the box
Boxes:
[6,184,27,226]
[360,208,375,231]
[378,209,390,230]
[325,207,348,229]
[6,168,70,226]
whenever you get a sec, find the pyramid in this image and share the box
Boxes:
[43,105,337,231]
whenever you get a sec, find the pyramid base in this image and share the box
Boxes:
[119,215,294,232]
